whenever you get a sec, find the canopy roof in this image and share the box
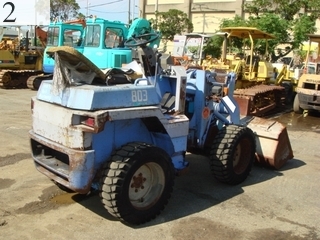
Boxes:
[220,27,275,40]
[307,34,320,43]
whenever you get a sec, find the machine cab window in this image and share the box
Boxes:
[63,29,82,47]
[47,27,59,46]
[105,28,124,48]
[84,25,101,47]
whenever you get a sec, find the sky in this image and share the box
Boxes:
[76,0,141,24]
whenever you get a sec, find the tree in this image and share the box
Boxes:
[233,0,320,62]
[218,15,249,53]
[50,0,81,22]
[203,35,224,58]
[149,9,193,52]
[203,15,249,58]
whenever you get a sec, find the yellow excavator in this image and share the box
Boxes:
[0,27,44,89]
[207,27,286,116]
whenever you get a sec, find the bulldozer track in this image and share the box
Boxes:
[27,74,53,90]
[0,70,43,89]
[233,84,286,117]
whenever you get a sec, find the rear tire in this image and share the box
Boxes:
[209,125,256,185]
[99,142,175,225]
[293,94,303,113]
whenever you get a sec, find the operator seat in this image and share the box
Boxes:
[245,55,260,72]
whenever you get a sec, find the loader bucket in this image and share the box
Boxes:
[246,117,294,169]
[234,96,251,116]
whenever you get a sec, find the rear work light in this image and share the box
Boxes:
[82,117,95,127]
[73,114,108,133]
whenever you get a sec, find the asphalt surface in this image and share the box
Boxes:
[0,88,319,240]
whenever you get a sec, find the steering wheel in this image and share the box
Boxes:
[124,33,159,48]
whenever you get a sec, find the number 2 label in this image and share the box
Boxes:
[0,0,50,26]
[3,2,16,22]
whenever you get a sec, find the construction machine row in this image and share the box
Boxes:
[2,20,318,117]
[0,17,159,90]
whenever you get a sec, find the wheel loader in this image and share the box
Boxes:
[293,34,320,113]
[0,30,44,89]
[29,33,293,225]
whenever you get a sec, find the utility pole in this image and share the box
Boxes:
[197,4,205,34]
[155,0,158,29]
[86,0,89,16]
[132,0,135,20]
[202,12,205,34]
[128,0,131,24]
[155,0,158,12]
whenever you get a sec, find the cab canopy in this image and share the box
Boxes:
[220,27,275,40]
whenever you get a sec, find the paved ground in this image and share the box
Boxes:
[0,89,319,240]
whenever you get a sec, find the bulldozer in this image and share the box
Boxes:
[0,28,44,89]
[205,27,286,116]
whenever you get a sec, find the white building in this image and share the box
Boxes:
[139,0,320,34]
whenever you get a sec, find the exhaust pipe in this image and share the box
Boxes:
[26,30,29,51]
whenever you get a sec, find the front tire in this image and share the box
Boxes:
[99,142,175,225]
[209,125,256,185]
[293,93,303,114]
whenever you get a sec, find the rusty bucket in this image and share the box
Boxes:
[246,117,294,169]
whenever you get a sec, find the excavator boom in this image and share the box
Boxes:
[35,26,47,47]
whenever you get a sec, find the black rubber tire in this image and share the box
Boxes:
[99,142,175,225]
[293,94,303,114]
[33,77,43,90]
[209,125,256,185]
[281,82,294,104]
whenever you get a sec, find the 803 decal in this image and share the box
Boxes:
[132,90,148,103]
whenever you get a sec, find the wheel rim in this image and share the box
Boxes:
[2,73,11,84]
[233,138,252,174]
[129,162,165,210]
